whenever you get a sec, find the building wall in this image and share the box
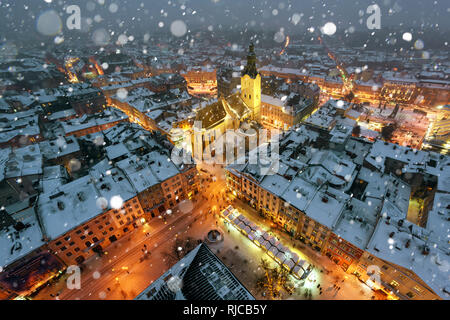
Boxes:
[65,119,127,138]
[69,92,106,115]
[137,184,165,219]
[324,233,363,272]
[261,102,294,130]
[356,252,440,300]
[241,74,261,122]
[0,134,44,149]
[47,196,145,265]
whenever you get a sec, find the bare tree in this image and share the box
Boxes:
[162,237,199,267]
[256,258,294,299]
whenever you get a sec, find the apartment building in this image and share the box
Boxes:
[225,124,449,300]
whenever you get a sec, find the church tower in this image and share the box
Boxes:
[241,42,261,122]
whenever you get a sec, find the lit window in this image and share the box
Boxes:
[390,280,399,288]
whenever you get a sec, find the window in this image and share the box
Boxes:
[93,237,99,243]
[55,241,62,246]
[66,252,72,257]
[413,286,422,293]
[85,241,91,248]
[406,292,415,299]
[60,246,67,251]
[74,247,80,252]
[390,280,399,288]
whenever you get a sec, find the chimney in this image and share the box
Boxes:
[405,239,411,248]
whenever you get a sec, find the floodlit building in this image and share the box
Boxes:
[225,122,450,300]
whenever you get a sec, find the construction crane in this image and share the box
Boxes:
[318,35,355,102]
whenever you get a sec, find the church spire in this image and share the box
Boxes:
[242,42,258,79]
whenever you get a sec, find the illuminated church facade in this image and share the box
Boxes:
[240,42,261,122]
[191,43,263,162]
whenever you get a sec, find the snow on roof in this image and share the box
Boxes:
[39,136,80,161]
[366,216,450,300]
[148,151,180,181]
[259,65,309,77]
[305,187,349,229]
[365,140,429,172]
[0,147,12,181]
[47,109,76,121]
[303,101,337,129]
[106,143,129,160]
[357,167,411,214]
[0,210,45,268]
[4,144,42,178]
[334,197,379,248]
[436,160,450,192]
[38,171,136,240]
[0,98,11,111]
[308,150,357,189]
[42,165,67,194]
[281,176,316,212]
[425,192,450,250]
[261,94,285,108]
[330,124,353,144]
[61,109,127,135]
[260,174,290,197]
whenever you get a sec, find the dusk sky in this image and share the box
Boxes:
[0,0,449,41]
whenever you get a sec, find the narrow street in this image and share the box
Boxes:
[33,163,377,300]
